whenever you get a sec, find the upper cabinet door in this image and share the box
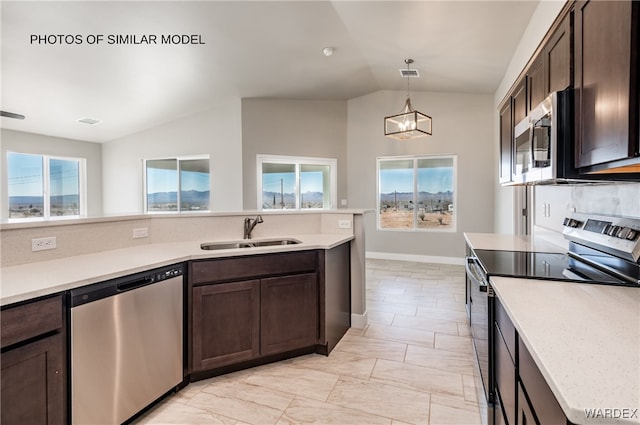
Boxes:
[512,78,527,126]
[527,54,546,111]
[545,13,571,94]
[499,99,514,184]
[574,0,637,168]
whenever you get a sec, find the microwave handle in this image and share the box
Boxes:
[527,124,535,166]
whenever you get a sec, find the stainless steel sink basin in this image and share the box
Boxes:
[201,238,301,250]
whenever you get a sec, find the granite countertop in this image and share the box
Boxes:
[491,276,640,425]
[0,233,353,306]
[464,232,567,253]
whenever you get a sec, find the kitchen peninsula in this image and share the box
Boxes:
[0,210,368,424]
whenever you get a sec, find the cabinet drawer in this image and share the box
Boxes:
[495,298,516,362]
[1,296,63,349]
[495,323,516,425]
[518,338,567,424]
[191,251,318,284]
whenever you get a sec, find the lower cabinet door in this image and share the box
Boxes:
[192,280,260,371]
[1,333,65,425]
[518,381,538,425]
[495,323,516,425]
[261,273,318,356]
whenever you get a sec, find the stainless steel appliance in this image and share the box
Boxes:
[512,90,575,184]
[465,213,640,423]
[70,264,184,425]
[465,256,493,404]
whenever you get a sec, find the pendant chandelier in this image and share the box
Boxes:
[384,58,432,140]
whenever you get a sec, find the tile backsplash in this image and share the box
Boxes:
[0,211,359,267]
[534,182,640,235]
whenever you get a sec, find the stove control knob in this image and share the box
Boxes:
[626,229,638,241]
[616,227,631,239]
[607,225,621,237]
[564,218,582,228]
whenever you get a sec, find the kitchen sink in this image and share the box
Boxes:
[200,238,301,250]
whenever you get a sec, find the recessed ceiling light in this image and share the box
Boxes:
[322,47,334,57]
[77,117,102,125]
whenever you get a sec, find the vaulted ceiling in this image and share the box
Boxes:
[1,1,539,143]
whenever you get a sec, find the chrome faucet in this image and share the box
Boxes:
[243,215,263,239]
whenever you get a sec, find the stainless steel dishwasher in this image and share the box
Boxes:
[69,263,184,425]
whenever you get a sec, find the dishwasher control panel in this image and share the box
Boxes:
[154,267,183,282]
[70,263,185,307]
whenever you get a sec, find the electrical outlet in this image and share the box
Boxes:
[338,219,352,229]
[32,236,57,252]
[340,199,348,207]
[132,227,148,239]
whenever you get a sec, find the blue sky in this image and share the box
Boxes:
[147,168,209,193]
[262,171,323,193]
[8,153,79,197]
[380,167,453,193]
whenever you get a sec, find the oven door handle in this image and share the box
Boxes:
[465,256,488,292]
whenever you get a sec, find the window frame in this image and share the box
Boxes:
[143,154,211,214]
[376,154,457,232]
[6,152,87,222]
[256,154,338,211]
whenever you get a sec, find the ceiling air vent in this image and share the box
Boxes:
[399,69,419,78]
[77,117,102,125]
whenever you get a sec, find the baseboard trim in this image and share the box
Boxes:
[366,251,465,266]
[351,311,368,329]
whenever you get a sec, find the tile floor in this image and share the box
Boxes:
[135,259,487,425]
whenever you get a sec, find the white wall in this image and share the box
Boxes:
[0,129,103,220]
[241,99,348,210]
[102,98,243,214]
[347,90,495,262]
[493,0,566,234]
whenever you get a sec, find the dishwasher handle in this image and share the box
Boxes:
[465,256,488,292]
[118,277,154,292]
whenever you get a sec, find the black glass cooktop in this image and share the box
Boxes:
[473,249,629,285]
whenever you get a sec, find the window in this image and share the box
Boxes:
[7,152,85,220]
[377,155,456,231]
[257,155,337,210]
[144,156,210,212]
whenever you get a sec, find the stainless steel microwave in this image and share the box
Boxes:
[512,90,575,184]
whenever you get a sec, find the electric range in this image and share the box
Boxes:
[465,213,640,416]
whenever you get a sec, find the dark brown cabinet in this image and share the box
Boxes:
[518,381,537,425]
[1,295,66,425]
[493,296,570,425]
[498,0,640,183]
[574,0,640,171]
[317,242,351,354]
[189,250,323,376]
[519,336,567,424]
[499,99,514,184]
[261,273,318,356]
[545,13,571,94]
[192,280,261,370]
[512,79,527,126]
[494,299,516,425]
[527,55,546,112]
[531,12,571,113]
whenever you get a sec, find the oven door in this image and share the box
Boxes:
[466,256,495,404]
